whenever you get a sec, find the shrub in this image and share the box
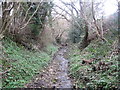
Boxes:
[69,29,81,43]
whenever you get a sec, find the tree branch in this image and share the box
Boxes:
[22,4,32,23]
[53,8,70,22]
[20,3,41,29]
[91,1,107,42]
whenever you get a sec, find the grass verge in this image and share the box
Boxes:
[68,40,118,89]
[1,38,58,88]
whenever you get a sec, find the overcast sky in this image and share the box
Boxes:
[53,0,118,17]
[104,0,118,16]
[0,0,118,17]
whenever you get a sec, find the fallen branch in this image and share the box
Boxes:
[82,58,95,64]
[0,68,12,75]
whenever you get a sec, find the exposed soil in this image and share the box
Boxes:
[25,46,73,88]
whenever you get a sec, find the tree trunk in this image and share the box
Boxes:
[1,2,13,36]
[78,22,91,50]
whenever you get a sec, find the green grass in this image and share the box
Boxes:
[68,40,118,89]
[46,44,58,56]
[1,38,58,88]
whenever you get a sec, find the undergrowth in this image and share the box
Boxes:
[68,39,118,89]
[1,38,58,88]
[45,44,58,56]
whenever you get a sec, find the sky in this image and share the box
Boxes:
[104,0,118,16]
[53,0,118,17]
[0,0,118,17]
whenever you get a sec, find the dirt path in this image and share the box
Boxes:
[25,46,72,88]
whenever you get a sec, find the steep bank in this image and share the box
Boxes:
[1,38,58,88]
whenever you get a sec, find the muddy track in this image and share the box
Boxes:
[25,46,72,88]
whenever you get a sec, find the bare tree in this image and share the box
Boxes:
[91,1,107,42]
[54,0,108,49]
[0,2,14,39]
